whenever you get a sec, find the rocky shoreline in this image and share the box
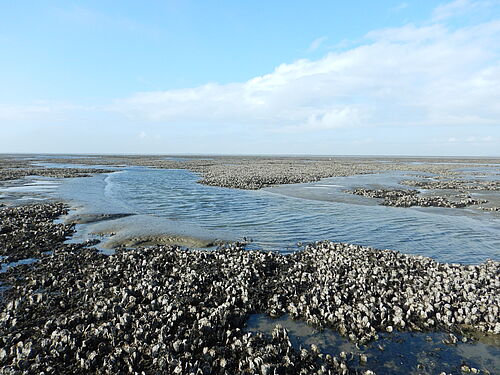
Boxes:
[0,203,499,374]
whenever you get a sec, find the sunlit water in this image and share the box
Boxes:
[43,166,500,264]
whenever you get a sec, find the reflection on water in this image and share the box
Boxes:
[246,314,500,375]
[52,167,500,264]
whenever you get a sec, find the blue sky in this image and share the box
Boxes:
[1,0,499,155]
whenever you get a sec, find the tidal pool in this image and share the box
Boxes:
[246,314,499,375]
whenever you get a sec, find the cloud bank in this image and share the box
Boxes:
[110,2,500,133]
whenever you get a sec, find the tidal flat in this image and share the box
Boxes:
[0,154,499,375]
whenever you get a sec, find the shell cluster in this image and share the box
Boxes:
[401,179,500,191]
[349,188,488,208]
[0,203,74,263]
[272,242,499,342]
[478,206,500,212]
[0,156,108,182]
[197,162,375,190]
[1,244,362,374]
[171,158,499,191]
[0,168,107,182]
[1,203,499,374]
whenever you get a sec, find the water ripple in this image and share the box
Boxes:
[56,168,500,264]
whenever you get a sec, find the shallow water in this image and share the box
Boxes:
[0,177,60,204]
[44,166,500,264]
[0,178,60,194]
[246,314,500,375]
[0,257,38,273]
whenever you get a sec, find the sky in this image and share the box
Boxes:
[0,0,499,156]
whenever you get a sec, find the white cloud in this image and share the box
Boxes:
[307,36,328,52]
[392,3,410,11]
[352,138,373,145]
[464,135,497,142]
[431,0,494,21]
[0,103,92,122]
[0,105,52,121]
[112,7,500,132]
[4,1,500,141]
[444,135,497,143]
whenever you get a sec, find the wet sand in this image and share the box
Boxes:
[63,212,229,251]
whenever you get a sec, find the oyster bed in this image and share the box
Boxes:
[0,157,108,182]
[7,154,499,191]
[0,203,73,263]
[401,179,500,192]
[0,203,499,374]
[347,188,487,208]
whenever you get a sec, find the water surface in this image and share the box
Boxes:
[48,166,500,264]
[247,314,499,375]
